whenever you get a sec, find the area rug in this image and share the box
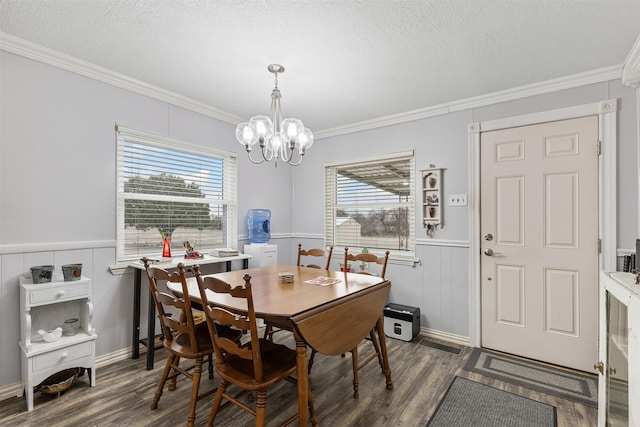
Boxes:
[463,347,597,407]
[427,376,557,427]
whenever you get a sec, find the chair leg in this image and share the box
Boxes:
[308,349,317,374]
[255,390,268,427]
[369,328,384,370]
[208,354,214,379]
[263,323,273,340]
[351,347,359,399]
[307,382,318,426]
[186,357,203,427]
[207,379,228,427]
[169,356,180,391]
[151,354,175,409]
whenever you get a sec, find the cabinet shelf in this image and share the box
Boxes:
[20,331,97,356]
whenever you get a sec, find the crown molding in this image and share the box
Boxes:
[1,32,626,139]
[622,35,640,88]
[316,64,623,139]
[0,32,244,125]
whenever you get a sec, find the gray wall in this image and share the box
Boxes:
[1,49,638,396]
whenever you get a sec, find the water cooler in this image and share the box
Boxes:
[244,209,277,268]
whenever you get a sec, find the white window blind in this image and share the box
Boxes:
[116,124,237,262]
[325,151,415,258]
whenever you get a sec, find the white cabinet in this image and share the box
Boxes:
[244,244,277,268]
[598,271,640,426]
[19,274,97,411]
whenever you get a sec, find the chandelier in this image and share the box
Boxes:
[235,64,313,166]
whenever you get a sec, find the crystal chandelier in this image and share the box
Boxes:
[235,64,313,166]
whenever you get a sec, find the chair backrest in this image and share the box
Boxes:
[343,247,390,279]
[142,257,200,351]
[194,267,264,381]
[297,244,333,270]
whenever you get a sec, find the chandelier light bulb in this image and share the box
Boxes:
[281,118,304,144]
[236,122,258,147]
[298,128,314,151]
[249,115,273,141]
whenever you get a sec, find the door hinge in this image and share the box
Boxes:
[597,140,602,156]
[597,239,602,254]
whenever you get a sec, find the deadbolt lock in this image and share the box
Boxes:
[484,233,493,241]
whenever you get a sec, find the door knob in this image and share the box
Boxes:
[594,361,604,375]
[483,233,493,241]
[484,248,501,256]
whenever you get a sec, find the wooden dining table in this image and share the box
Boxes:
[167,264,393,426]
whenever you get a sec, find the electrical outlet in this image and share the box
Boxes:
[448,193,467,206]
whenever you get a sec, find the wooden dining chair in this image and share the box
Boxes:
[297,243,333,269]
[322,247,390,399]
[195,267,317,427]
[142,258,241,427]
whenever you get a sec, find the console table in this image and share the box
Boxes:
[128,254,250,370]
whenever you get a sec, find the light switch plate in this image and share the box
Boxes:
[449,193,467,206]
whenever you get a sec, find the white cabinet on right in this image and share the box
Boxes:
[244,243,277,268]
[598,271,640,426]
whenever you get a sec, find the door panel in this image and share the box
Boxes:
[544,268,578,336]
[496,264,525,326]
[480,116,599,372]
[496,176,524,245]
[545,172,578,247]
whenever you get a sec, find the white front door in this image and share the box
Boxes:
[480,116,599,372]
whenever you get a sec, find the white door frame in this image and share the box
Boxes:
[468,99,617,347]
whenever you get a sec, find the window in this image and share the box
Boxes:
[116,125,237,263]
[325,150,415,258]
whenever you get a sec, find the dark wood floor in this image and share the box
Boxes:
[0,334,597,426]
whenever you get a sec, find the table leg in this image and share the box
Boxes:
[146,284,157,370]
[243,259,248,269]
[293,329,309,426]
[376,315,393,390]
[132,269,142,359]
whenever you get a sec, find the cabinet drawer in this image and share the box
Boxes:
[32,341,94,372]
[29,282,90,305]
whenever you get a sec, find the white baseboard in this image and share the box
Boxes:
[419,327,471,347]
[0,382,22,401]
[95,346,136,368]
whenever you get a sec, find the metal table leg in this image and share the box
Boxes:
[132,268,141,359]
[146,284,156,370]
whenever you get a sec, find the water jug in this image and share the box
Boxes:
[248,209,271,243]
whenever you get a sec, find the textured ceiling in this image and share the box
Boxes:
[1,0,639,135]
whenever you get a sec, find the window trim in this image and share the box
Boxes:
[115,124,237,263]
[324,150,416,260]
